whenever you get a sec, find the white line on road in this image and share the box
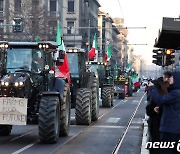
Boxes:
[106,118,121,123]
[92,125,125,129]
[10,128,37,142]
[11,140,39,154]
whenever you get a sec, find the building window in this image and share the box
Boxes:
[50,0,56,12]
[68,0,74,12]
[67,21,75,34]
[0,20,4,32]
[14,0,21,12]
[0,0,3,12]
[32,0,39,12]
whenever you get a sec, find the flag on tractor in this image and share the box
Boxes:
[105,44,112,62]
[88,34,98,60]
[56,21,70,83]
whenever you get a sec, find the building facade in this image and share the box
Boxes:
[0,0,64,41]
[62,0,100,49]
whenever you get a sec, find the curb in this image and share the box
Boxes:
[141,114,149,154]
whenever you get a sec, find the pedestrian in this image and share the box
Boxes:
[148,71,180,154]
[146,77,169,154]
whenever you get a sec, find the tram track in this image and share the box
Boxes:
[112,92,146,154]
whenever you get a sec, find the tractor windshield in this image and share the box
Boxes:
[6,48,44,73]
[88,64,99,72]
[67,53,79,77]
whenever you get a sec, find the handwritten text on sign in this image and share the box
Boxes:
[0,97,27,125]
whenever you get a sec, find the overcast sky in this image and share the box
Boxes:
[99,0,180,64]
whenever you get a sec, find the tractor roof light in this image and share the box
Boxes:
[38,44,42,49]
[45,44,49,49]
[0,43,9,49]
[73,49,78,53]
[38,43,49,49]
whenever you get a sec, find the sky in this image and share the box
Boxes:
[99,0,180,65]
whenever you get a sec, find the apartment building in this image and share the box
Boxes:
[62,0,100,49]
[0,0,64,41]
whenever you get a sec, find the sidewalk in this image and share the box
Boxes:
[141,114,149,154]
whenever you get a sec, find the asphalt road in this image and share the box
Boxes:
[0,89,147,154]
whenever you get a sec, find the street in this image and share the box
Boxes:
[0,89,147,154]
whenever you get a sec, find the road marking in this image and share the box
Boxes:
[132,100,139,103]
[132,118,143,124]
[106,118,121,123]
[12,140,38,154]
[92,125,125,129]
[122,100,127,103]
[10,128,37,142]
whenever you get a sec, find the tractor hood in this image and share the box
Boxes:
[1,73,30,84]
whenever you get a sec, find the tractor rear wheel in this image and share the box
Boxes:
[38,96,60,143]
[102,87,111,107]
[75,88,92,125]
[0,125,12,136]
[59,84,71,136]
[111,86,114,106]
[91,77,99,121]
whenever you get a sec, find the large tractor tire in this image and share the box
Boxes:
[75,88,92,125]
[118,93,125,99]
[102,87,111,107]
[38,96,60,143]
[59,84,71,136]
[91,77,99,121]
[0,125,12,136]
[111,86,114,106]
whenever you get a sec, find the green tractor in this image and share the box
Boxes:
[86,61,114,107]
[0,41,71,143]
[113,68,133,99]
[66,48,99,125]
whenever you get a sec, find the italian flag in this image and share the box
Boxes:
[56,21,70,76]
[88,34,98,60]
[105,45,112,62]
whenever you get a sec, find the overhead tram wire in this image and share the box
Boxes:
[117,0,124,19]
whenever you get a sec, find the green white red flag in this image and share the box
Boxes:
[88,34,98,60]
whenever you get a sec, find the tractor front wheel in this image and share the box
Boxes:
[102,87,111,107]
[75,88,92,125]
[38,96,60,143]
[59,84,71,136]
[91,77,99,121]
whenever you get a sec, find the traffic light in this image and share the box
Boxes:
[165,49,175,66]
[152,49,163,66]
[12,18,23,32]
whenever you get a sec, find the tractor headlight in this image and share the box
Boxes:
[1,81,5,86]
[14,82,19,87]
[14,82,24,87]
[4,82,9,86]
[19,82,24,86]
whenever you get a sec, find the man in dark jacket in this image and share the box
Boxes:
[148,71,180,154]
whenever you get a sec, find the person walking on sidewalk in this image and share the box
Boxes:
[148,71,180,154]
[146,77,169,154]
